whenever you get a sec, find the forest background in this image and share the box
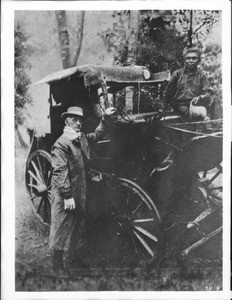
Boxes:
[15,9,222,142]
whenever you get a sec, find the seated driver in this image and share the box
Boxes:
[164,47,214,121]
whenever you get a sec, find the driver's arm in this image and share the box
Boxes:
[192,74,214,106]
[200,74,214,106]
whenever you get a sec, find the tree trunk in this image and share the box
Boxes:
[188,10,193,47]
[125,11,140,113]
[15,125,29,149]
[126,11,140,65]
[71,11,85,67]
[56,10,71,69]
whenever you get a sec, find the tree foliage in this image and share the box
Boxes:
[101,10,130,65]
[200,43,222,118]
[15,23,33,126]
[137,12,186,73]
[172,10,221,47]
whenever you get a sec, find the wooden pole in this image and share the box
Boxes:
[137,82,141,114]
[182,226,222,256]
[100,71,110,109]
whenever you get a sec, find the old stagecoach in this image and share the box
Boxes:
[25,64,222,266]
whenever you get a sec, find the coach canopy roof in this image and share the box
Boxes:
[35,64,170,88]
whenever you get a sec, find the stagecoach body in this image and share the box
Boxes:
[25,64,222,266]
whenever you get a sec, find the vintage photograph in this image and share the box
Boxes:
[1,1,230,297]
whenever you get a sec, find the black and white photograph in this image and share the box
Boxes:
[1,0,231,299]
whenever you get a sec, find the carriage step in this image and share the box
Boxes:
[187,205,217,229]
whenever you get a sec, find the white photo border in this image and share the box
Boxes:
[2,1,231,299]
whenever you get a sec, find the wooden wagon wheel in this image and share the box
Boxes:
[199,163,222,206]
[177,164,223,262]
[25,150,52,226]
[103,177,165,266]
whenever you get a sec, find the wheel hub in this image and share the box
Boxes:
[116,216,133,234]
[36,183,47,193]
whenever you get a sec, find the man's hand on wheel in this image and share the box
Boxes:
[64,198,75,210]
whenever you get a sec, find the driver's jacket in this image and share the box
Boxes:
[164,67,213,107]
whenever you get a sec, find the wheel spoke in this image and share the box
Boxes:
[46,190,51,204]
[123,189,136,215]
[43,197,47,222]
[133,231,154,257]
[44,197,50,223]
[37,195,45,214]
[47,197,51,205]
[134,226,158,242]
[112,184,123,191]
[35,156,45,182]
[132,236,139,255]
[28,183,38,188]
[132,218,154,223]
[29,173,33,193]
[46,167,53,186]
[31,161,44,184]
[209,193,222,201]
[126,189,131,206]
[36,155,44,179]
[207,167,222,185]
[28,170,42,184]
[132,202,142,215]
[37,156,48,185]
[43,156,50,184]
[47,197,51,220]
[208,186,222,191]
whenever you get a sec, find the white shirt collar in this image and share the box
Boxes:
[63,126,81,140]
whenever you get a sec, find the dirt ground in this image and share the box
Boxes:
[15,147,222,291]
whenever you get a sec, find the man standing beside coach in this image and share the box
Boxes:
[49,105,116,278]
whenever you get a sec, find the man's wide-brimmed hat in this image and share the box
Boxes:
[61,106,87,120]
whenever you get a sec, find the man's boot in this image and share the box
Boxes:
[67,242,89,269]
[52,250,70,278]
